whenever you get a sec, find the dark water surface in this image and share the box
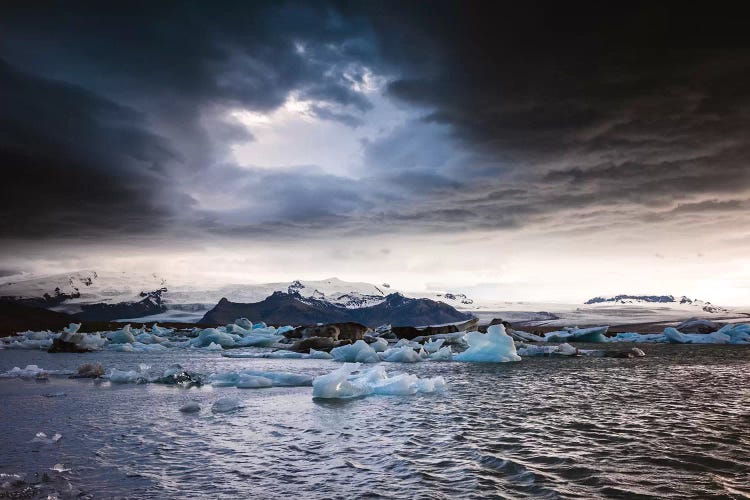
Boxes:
[1,345,749,499]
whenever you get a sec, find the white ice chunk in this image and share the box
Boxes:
[31,432,62,444]
[664,327,731,344]
[309,349,333,359]
[330,340,380,363]
[108,368,144,383]
[422,338,445,353]
[108,325,136,344]
[236,375,273,388]
[1,365,50,379]
[454,324,521,363]
[190,328,236,348]
[379,346,423,363]
[428,346,453,361]
[545,326,609,343]
[205,342,224,351]
[312,363,447,399]
[370,337,389,352]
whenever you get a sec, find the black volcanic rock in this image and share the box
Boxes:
[201,292,353,325]
[0,300,77,337]
[75,290,166,321]
[585,294,677,305]
[199,292,474,327]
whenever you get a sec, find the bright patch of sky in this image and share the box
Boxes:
[229,77,411,178]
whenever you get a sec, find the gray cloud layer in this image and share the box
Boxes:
[1,1,749,245]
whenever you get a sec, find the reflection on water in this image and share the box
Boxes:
[1,345,749,498]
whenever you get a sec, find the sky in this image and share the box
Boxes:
[1,2,749,304]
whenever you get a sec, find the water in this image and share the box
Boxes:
[1,345,749,498]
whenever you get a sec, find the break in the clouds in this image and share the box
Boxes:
[1,1,749,302]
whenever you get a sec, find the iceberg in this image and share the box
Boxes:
[330,340,380,363]
[190,328,236,348]
[422,338,445,353]
[108,368,146,384]
[236,375,273,388]
[545,326,609,343]
[309,349,333,359]
[379,346,423,363]
[516,343,578,357]
[608,332,667,343]
[454,324,521,362]
[312,363,446,399]
[370,337,389,352]
[715,323,750,344]
[428,346,453,361]
[1,365,51,379]
[108,325,136,344]
[664,327,732,344]
[209,370,312,387]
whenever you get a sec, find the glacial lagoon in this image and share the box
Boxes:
[2,341,749,499]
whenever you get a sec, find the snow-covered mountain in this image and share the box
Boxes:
[0,270,167,313]
[584,294,727,313]
[165,277,389,310]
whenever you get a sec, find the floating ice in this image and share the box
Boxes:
[212,397,243,413]
[209,370,312,387]
[428,346,453,361]
[236,375,273,388]
[422,338,445,353]
[370,337,389,352]
[715,323,750,344]
[234,318,253,330]
[1,365,50,379]
[664,327,732,344]
[545,326,609,343]
[517,343,578,357]
[190,328,236,348]
[31,432,62,445]
[309,349,333,359]
[312,363,446,399]
[205,342,224,351]
[330,340,380,363]
[608,332,667,343]
[454,324,521,362]
[108,367,146,384]
[379,346,423,363]
[108,325,136,344]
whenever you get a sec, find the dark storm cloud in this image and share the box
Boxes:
[1,1,749,242]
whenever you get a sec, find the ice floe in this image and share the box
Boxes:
[545,326,609,343]
[30,432,62,445]
[312,363,446,399]
[379,345,424,363]
[209,370,313,387]
[1,365,51,379]
[454,325,521,362]
[330,340,380,363]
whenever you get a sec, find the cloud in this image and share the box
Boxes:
[1,1,749,250]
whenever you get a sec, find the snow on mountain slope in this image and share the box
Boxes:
[0,270,167,314]
[584,294,728,313]
[163,277,388,310]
